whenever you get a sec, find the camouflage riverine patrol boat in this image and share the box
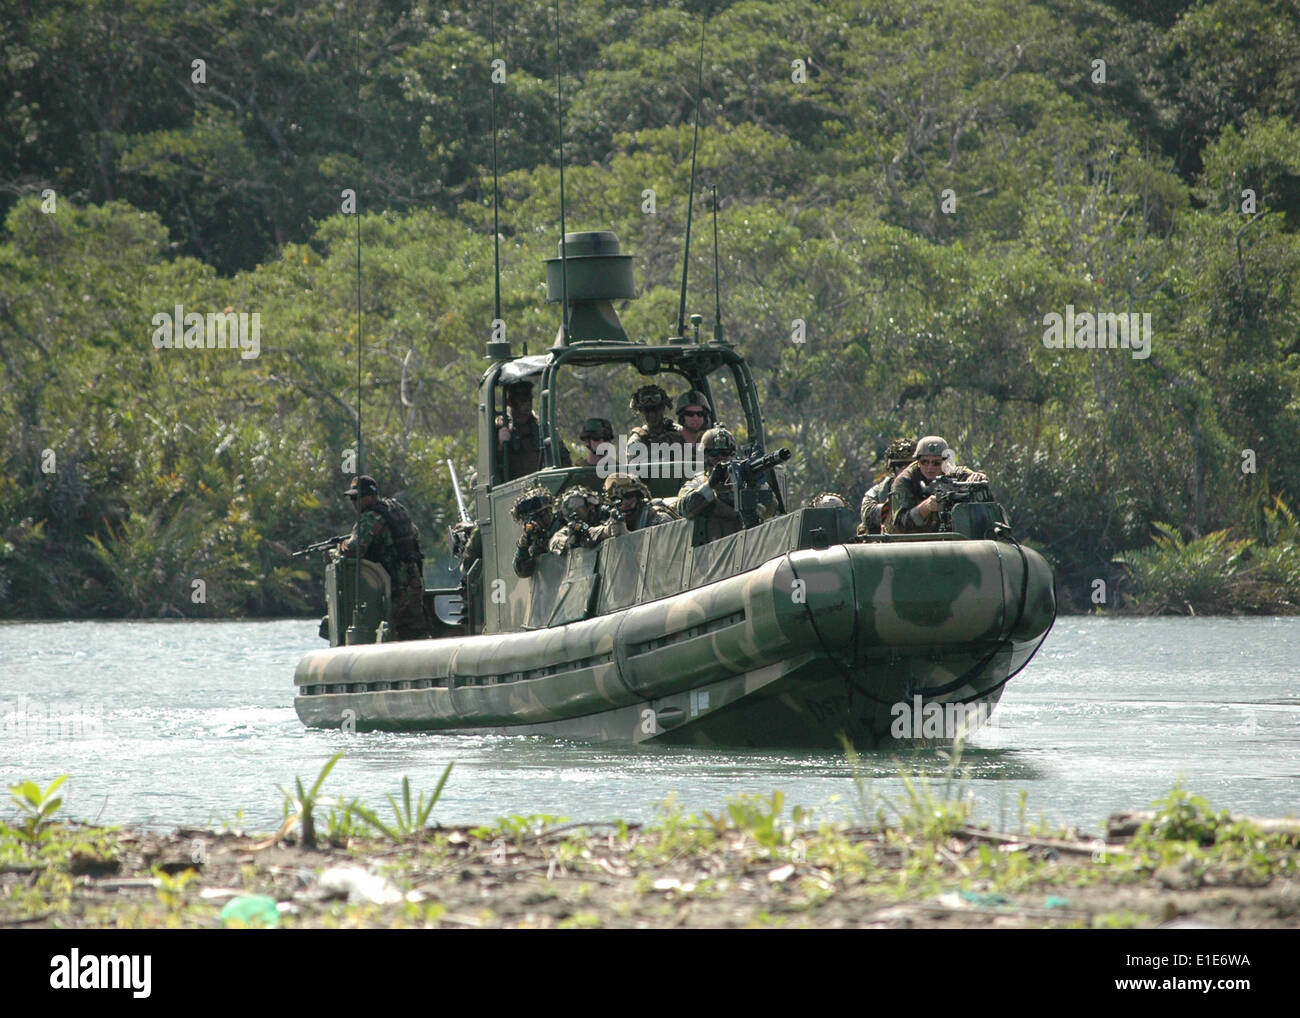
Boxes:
[293,230,1056,747]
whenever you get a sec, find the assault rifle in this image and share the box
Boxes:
[726,446,791,528]
[566,518,594,547]
[292,534,348,558]
[521,516,551,543]
[919,476,992,532]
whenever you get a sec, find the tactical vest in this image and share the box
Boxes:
[369,498,422,570]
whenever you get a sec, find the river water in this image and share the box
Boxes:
[2,617,1296,835]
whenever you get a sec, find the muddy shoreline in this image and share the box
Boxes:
[5,793,1297,929]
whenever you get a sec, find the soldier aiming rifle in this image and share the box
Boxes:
[678,428,788,540]
[292,534,349,559]
[511,487,562,577]
[726,445,790,528]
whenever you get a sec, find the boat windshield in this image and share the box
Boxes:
[548,357,757,458]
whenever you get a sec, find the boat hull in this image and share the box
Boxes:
[294,536,1054,749]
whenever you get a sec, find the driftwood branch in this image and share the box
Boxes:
[1107,811,1300,841]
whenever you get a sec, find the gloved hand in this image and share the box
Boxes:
[709,461,730,488]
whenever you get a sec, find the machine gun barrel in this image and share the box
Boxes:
[291,534,348,558]
[447,459,471,524]
[920,476,991,505]
[739,446,791,478]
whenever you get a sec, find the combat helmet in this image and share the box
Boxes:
[675,389,712,426]
[558,486,602,524]
[579,417,614,441]
[629,384,671,412]
[603,472,650,502]
[809,491,848,509]
[511,486,554,523]
[700,426,736,456]
[885,438,917,468]
[913,436,951,462]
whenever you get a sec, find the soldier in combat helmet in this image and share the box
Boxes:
[627,385,686,451]
[575,417,615,466]
[885,436,988,534]
[332,475,430,640]
[859,438,916,535]
[674,389,714,448]
[592,473,675,539]
[677,427,776,542]
[548,487,609,554]
[511,487,563,577]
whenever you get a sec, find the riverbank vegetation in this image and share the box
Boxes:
[4,762,1297,928]
[2,0,1298,618]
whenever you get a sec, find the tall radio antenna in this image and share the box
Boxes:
[554,2,569,344]
[711,184,723,343]
[348,0,365,643]
[490,0,503,345]
[675,15,707,339]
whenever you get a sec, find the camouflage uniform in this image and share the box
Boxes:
[549,520,600,554]
[629,419,686,448]
[590,501,674,540]
[511,488,562,578]
[677,471,744,542]
[859,477,894,534]
[514,516,562,576]
[548,487,610,554]
[885,438,987,534]
[496,411,571,481]
[677,471,776,541]
[677,426,777,542]
[339,497,428,640]
[860,439,917,535]
[589,474,672,541]
[627,385,687,451]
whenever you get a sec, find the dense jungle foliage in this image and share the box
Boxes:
[1,0,1297,618]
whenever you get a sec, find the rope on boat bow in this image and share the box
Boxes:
[782,551,895,708]
[782,530,1055,716]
